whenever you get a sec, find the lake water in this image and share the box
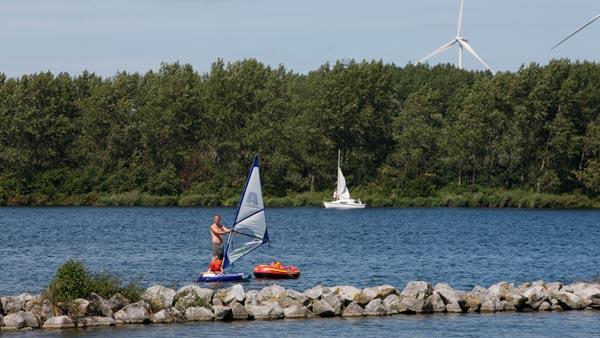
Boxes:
[1,207,599,336]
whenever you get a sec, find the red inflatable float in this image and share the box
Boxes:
[253,262,301,279]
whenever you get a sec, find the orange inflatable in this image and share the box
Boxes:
[253,262,300,279]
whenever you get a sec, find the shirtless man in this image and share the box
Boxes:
[210,214,231,260]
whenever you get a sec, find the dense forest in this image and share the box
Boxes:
[1,59,600,207]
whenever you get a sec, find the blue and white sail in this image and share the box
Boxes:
[223,156,269,269]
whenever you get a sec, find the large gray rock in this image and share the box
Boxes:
[461,293,481,313]
[29,298,55,322]
[428,292,446,313]
[245,290,260,305]
[342,301,365,317]
[311,299,336,317]
[538,302,552,311]
[546,282,563,293]
[364,299,387,316]
[522,285,551,310]
[400,297,432,314]
[216,284,245,305]
[114,301,151,324]
[505,292,528,311]
[88,293,113,317]
[552,290,588,310]
[284,289,309,306]
[79,316,116,327]
[551,298,564,311]
[151,309,175,323]
[20,311,39,328]
[401,281,433,300]
[488,282,512,299]
[565,283,600,308]
[2,312,25,330]
[259,285,286,302]
[67,298,90,320]
[176,285,213,302]
[383,294,410,314]
[376,285,398,299]
[1,296,22,314]
[231,302,249,320]
[334,285,362,304]
[184,306,214,321]
[245,303,284,320]
[42,315,75,329]
[23,296,41,312]
[153,307,184,323]
[486,282,526,310]
[498,300,517,312]
[434,283,464,313]
[322,292,344,316]
[143,285,176,312]
[0,314,3,328]
[16,294,35,313]
[175,286,214,312]
[213,305,232,321]
[303,285,329,300]
[480,295,502,313]
[109,293,131,312]
[276,295,302,309]
[355,287,378,306]
[284,305,313,319]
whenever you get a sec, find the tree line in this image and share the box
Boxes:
[1,59,599,205]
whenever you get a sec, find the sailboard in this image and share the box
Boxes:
[197,156,268,283]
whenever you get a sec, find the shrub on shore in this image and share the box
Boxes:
[44,260,142,303]
[1,186,598,209]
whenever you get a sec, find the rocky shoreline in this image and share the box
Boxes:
[1,280,600,331]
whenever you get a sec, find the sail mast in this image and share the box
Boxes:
[336,150,341,201]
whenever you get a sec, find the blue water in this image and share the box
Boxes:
[1,207,599,336]
[3,313,600,337]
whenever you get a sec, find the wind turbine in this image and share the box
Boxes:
[419,0,495,74]
[552,14,600,49]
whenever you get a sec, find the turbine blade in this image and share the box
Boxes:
[458,40,495,74]
[419,40,457,64]
[457,0,465,36]
[552,14,600,49]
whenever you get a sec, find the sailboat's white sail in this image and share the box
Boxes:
[223,156,269,269]
[336,167,351,200]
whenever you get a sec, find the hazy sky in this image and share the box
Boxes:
[0,0,599,77]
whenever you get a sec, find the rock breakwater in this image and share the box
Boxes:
[1,280,599,331]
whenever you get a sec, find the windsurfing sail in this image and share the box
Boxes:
[223,156,269,269]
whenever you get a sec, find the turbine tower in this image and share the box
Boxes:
[552,14,600,49]
[419,0,495,74]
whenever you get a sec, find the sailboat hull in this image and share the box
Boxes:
[323,201,366,209]
[196,272,251,283]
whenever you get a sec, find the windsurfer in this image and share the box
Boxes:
[210,214,230,260]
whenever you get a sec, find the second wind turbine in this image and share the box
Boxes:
[419,0,495,74]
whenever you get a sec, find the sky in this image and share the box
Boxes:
[0,0,599,77]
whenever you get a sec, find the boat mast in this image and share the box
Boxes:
[337,150,341,201]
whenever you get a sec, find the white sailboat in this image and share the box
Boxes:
[323,150,366,209]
